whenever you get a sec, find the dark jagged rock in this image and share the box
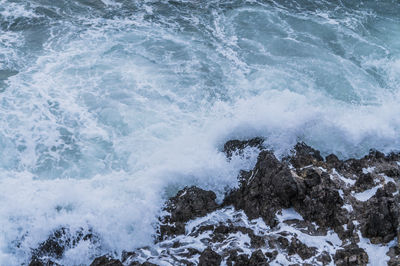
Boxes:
[360,188,399,243]
[264,251,278,261]
[165,186,218,223]
[160,186,218,239]
[209,224,265,248]
[293,169,346,228]
[325,153,342,169]
[226,250,250,266]
[224,150,297,226]
[289,142,323,168]
[248,249,269,265]
[225,148,345,228]
[287,237,317,260]
[223,137,264,159]
[99,141,400,265]
[334,244,369,266]
[28,258,60,266]
[354,173,375,192]
[128,262,157,266]
[30,227,98,262]
[90,255,123,266]
[198,247,221,266]
[141,262,158,266]
[387,246,400,266]
[316,251,332,264]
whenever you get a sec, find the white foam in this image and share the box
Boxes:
[362,167,376,174]
[332,169,356,186]
[353,186,380,202]
[357,231,394,266]
[277,208,304,222]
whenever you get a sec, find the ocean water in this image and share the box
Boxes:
[0,0,399,264]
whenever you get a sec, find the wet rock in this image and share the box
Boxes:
[209,224,265,248]
[165,186,218,223]
[264,250,278,262]
[159,222,186,239]
[223,137,264,159]
[249,249,269,265]
[160,186,218,238]
[383,167,400,178]
[360,188,399,243]
[31,227,98,261]
[90,255,123,266]
[366,149,386,161]
[28,258,60,266]
[354,173,375,192]
[225,146,345,228]
[198,247,221,266]
[289,142,323,168]
[385,181,398,194]
[287,237,317,260]
[334,244,368,266]
[224,150,298,226]
[121,251,137,263]
[109,142,400,266]
[226,250,250,266]
[302,168,321,188]
[343,159,365,175]
[316,251,332,264]
[387,246,400,266]
[325,153,342,169]
[141,262,157,266]
[127,262,157,266]
[293,174,346,228]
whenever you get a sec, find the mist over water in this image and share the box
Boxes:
[0,0,399,264]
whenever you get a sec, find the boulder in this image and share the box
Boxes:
[90,255,123,266]
[334,244,368,266]
[198,248,221,266]
[289,142,323,168]
[223,137,264,159]
[360,188,399,243]
[160,186,218,239]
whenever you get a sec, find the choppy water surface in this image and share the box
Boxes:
[0,0,399,264]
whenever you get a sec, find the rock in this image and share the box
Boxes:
[325,153,342,169]
[343,159,365,175]
[141,262,157,266]
[210,224,264,248]
[198,247,221,266]
[289,142,323,168]
[316,251,332,264]
[225,147,345,228]
[31,227,98,261]
[90,255,123,266]
[387,246,400,266]
[360,188,399,243]
[248,249,269,265]
[160,186,218,239]
[334,244,368,266]
[226,250,249,266]
[28,258,60,266]
[165,186,218,223]
[126,262,156,266]
[223,137,264,159]
[354,173,375,191]
[224,150,298,226]
[80,142,400,266]
[293,172,346,228]
[287,237,317,260]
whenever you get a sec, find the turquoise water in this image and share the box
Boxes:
[0,0,399,264]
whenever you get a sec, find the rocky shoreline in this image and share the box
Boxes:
[29,139,400,265]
